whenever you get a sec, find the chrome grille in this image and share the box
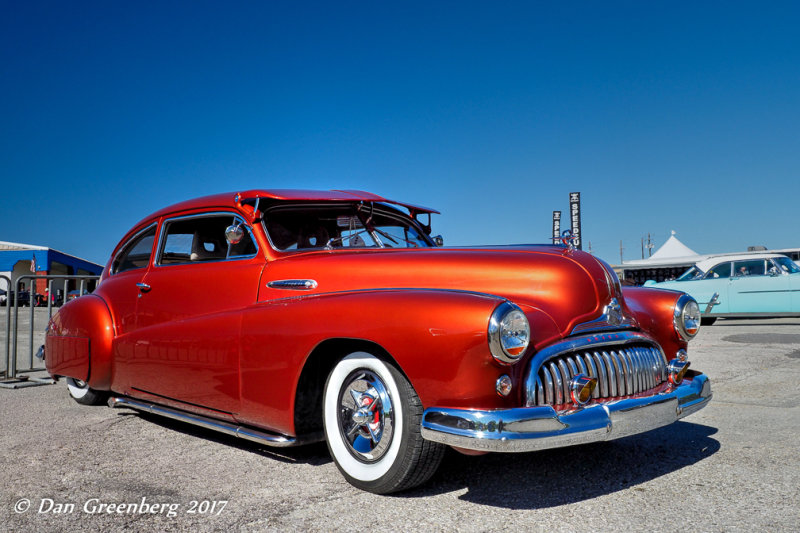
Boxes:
[529,343,667,407]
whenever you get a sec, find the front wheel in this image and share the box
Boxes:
[322,352,445,494]
[66,377,108,406]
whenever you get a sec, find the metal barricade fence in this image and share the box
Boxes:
[1,274,100,387]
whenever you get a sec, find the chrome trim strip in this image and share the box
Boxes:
[421,374,712,453]
[704,292,720,314]
[267,279,319,290]
[108,397,320,447]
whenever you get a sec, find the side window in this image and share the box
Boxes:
[158,214,257,265]
[112,226,157,274]
[706,262,732,279]
[733,260,766,277]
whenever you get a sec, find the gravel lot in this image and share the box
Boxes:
[2,318,799,532]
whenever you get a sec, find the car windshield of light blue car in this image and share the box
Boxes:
[677,266,705,281]
[774,256,800,274]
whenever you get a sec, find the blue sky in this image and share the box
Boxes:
[2,1,798,266]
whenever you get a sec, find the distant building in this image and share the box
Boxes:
[0,241,103,296]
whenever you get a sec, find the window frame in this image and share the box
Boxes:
[153,211,259,268]
[110,223,158,276]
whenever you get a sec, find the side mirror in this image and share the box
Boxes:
[432,235,444,247]
[225,224,245,245]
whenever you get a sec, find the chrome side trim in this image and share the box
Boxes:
[267,279,318,290]
[109,397,319,447]
[421,374,712,453]
[704,292,720,314]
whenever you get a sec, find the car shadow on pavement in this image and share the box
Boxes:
[127,411,333,466]
[403,421,719,508]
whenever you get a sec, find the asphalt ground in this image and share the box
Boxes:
[2,318,799,532]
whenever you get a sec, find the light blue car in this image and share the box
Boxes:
[644,254,800,324]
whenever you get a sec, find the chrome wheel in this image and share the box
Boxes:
[323,352,445,493]
[337,369,394,463]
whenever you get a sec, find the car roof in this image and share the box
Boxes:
[146,189,440,221]
[694,253,787,272]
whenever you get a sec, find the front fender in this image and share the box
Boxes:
[622,286,688,359]
[237,289,559,435]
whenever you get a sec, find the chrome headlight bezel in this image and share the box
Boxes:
[674,294,701,341]
[488,301,530,365]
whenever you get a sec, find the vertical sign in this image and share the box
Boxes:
[552,211,561,244]
[569,192,582,250]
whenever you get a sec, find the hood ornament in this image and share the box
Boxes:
[560,230,576,252]
[605,298,623,326]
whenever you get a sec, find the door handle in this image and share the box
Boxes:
[136,283,151,293]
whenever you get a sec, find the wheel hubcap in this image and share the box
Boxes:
[337,369,394,463]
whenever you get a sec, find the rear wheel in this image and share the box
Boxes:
[66,377,108,406]
[322,352,444,494]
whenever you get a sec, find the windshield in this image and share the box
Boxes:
[677,266,705,281]
[263,202,434,252]
[773,256,800,274]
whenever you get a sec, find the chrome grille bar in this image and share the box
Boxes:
[530,343,667,407]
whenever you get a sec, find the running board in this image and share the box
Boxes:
[109,396,314,448]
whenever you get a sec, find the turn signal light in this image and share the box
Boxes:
[570,374,597,406]
[668,359,690,385]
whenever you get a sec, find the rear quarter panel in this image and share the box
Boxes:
[45,294,114,388]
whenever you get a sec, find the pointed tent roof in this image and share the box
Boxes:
[621,231,703,266]
[649,231,698,260]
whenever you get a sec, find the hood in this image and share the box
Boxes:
[262,245,624,336]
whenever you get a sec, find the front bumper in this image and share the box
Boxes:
[420,373,711,452]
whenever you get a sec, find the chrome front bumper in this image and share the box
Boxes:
[420,373,711,453]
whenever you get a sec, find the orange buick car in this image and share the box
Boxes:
[43,189,711,493]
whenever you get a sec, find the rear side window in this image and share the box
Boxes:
[112,225,157,274]
[158,214,257,265]
[706,262,732,279]
[733,260,766,277]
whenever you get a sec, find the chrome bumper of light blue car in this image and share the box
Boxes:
[420,374,711,452]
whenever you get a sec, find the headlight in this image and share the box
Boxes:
[674,294,701,340]
[488,302,530,364]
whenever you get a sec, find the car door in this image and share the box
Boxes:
[728,259,791,313]
[117,211,264,415]
[94,224,157,337]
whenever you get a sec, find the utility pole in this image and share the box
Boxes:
[620,240,624,264]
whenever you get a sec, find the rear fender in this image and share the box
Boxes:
[45,294,114,389]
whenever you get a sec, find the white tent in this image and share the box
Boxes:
[622,231,704,266]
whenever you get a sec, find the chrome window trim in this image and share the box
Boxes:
[154,211,259,268]
[110,223,158,276]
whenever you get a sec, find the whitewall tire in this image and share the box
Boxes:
[322,352,444,494]
[66,377,108,406]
